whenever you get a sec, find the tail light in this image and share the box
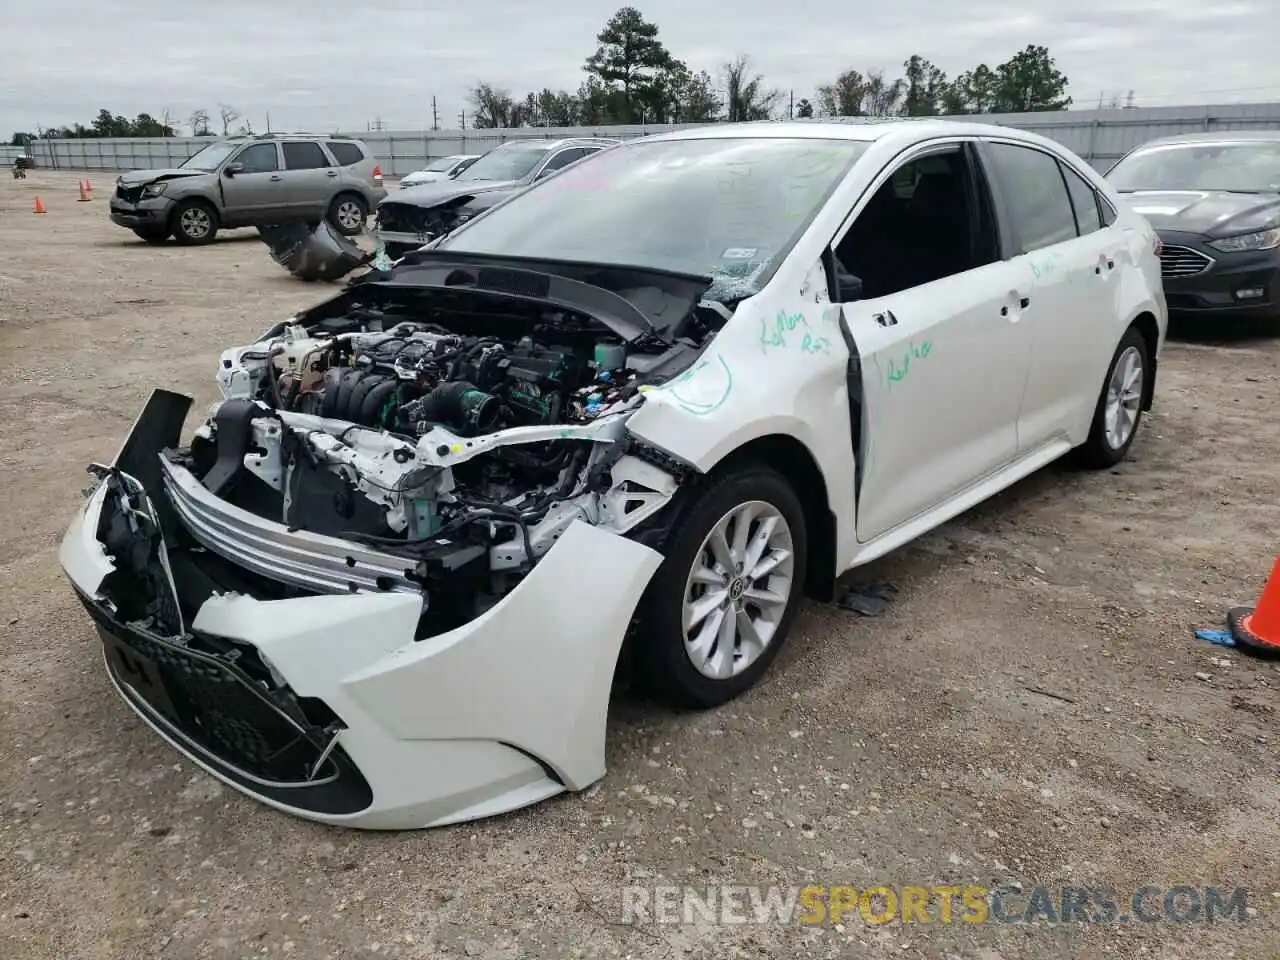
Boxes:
[372,164,383,184]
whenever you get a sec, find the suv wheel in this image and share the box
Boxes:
[328,194,367,236]
[171,200,219,245]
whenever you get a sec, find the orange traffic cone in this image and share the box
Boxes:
[85,179,93,196]
[78,179,91,202]
[33,197,45,214]
[1228,556,1280,657]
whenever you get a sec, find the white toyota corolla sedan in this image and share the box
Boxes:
[60,119,1166,829]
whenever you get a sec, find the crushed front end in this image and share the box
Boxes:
[59,254,726,828]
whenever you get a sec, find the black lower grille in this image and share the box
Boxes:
[79,593,372,815]
[116,184,144,203]
[377,202,445,236]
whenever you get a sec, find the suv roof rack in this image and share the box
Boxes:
[248,131,356,140]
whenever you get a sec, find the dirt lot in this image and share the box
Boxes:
[1,170,1278,960]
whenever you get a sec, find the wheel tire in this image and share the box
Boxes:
[1077,325,1150,469]
[170,200,219,245]
[327,193,367,236]
[631,465,809,709]
[132,227,170,244]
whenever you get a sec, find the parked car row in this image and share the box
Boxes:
[104,126,1280,330]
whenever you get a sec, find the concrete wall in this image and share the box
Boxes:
[22,101,1280,174]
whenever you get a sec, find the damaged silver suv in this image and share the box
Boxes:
[109,133,387,245]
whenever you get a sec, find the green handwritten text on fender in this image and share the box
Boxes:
[760,310,832,356]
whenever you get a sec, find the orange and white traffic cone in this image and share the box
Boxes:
[85,179,93,197]
[1228,557,1280,658]
[78,179,91,202]
[33,196,45,214]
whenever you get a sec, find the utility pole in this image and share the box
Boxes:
[266,110,271,132]
[458,108,466,129]
[431,97,439,130]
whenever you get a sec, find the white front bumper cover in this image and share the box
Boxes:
[60,470,663,830]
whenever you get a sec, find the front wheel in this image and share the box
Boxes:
[631,466,808,709]
[170,200,219,245]
[1078,325,1150,468]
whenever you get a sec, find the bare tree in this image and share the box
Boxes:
[188,108,211,136]
[862,70,904,116]
[218,103,241,136]
[468,82,518,128]
[721,55,781,122]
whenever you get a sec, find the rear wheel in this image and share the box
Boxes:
[1078,325,1149,468]
[631,466,808,709]
[132,227,170,244]
[327,193,367,236]
[170,200,219,245]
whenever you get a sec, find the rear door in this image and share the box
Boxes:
[219,142,287,222]
[279,140,338,219]
[977,141,1124,450]
[830,140,1035,543]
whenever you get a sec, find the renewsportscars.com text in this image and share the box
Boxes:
[620,884,1251,926]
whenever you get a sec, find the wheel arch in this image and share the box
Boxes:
[1129,310,1160,412]
[705,433,838,603]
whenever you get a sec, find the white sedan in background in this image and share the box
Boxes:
[59,119,1166,830]
[398,154,481,188]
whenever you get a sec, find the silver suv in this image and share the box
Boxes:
[109,133,387,245]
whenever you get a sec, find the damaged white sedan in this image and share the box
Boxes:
[60,120,1167,829]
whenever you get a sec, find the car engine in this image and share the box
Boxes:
[164,273,716,630]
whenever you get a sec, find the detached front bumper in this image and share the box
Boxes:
[59,393,663,829]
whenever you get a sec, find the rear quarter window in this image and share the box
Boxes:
[327,141,365,166]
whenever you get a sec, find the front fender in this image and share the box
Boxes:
[625,292,858,568]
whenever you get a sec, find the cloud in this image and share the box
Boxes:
[2,0,1276,134]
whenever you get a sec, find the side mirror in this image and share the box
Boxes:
[837,271,864,302]
[224,162,244,177]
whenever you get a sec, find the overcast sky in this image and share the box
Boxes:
[2,0,1277,136]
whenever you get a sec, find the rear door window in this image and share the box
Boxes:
[282,141,331,170]
[982,142,1079,253]
[326,141,365,166]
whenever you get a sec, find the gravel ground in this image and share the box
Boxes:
[1,170,1278,960]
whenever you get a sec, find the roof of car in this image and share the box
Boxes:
[646,117,1053,145]
[1127,130,1280,149]
[492,137,620,150]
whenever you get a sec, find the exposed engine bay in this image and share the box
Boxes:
[158,255,723,633]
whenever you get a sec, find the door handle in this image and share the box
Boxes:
[873,310,897,327]
[269,174,282,181]
[326,170,338,177]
